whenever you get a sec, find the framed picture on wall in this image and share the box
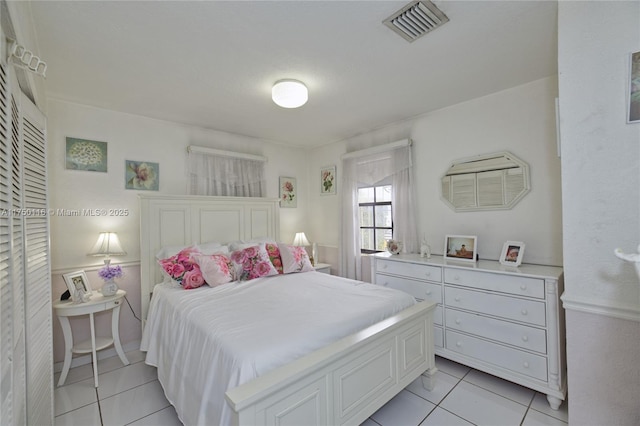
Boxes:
[279,176,297,208]
[65,137,108,172]
[320,165,336,195]
[62,270,93,302]
[125,160,159,191]
[444,235,477,263]
[628,50,640,123]
[500,241,525,267]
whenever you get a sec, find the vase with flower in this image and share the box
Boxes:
[98,263,123,296]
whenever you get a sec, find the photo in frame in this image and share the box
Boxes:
[125,160,159,191]
[320,165,336,195]
[62,270,93,302]
[500,241,525,267]
[279,176,297,208]
[628,50,640,123]
[65,137,108,172]
[444,235,477,263]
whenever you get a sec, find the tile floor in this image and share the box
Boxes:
[54,350,569,426]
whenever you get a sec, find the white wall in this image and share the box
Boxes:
[558,1,640,424]
[47,99,308,362]
[309,76,562,274]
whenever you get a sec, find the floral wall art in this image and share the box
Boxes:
[320,165,336,195]
[279,176,296,208]
[65,137,108,172]
[125,160,159,191]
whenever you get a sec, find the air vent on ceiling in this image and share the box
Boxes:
[383,0,449,43]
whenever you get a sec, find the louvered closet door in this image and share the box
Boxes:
[0,60,15,426]
[20,93,51,426]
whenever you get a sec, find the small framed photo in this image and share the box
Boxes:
[279,176,297,208]
[320,165,336,195]
[500,241,525,267]
[444,235,477,263]
[62,270,93,302]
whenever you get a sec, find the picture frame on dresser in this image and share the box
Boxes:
[500,241,525,267]
[444,235,477,262]
[62,270,92,302]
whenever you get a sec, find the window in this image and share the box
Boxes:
[358,185,392,253]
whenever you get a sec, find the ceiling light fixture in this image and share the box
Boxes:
[272,79,308,108]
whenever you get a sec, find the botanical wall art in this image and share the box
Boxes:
[320,165,336,195]
[65,137,108,172]
[279,176,297,208]
[125,160,159,191]
[629,50,640,123]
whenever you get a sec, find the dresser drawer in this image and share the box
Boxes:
[445,330,547,381]
[376,274,442,304]
[445,286,546,327]
[445,309,547,354]
[444,268,545,299]
[376,260,441,283]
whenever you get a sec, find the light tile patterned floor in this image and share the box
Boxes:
[54,351,569,425]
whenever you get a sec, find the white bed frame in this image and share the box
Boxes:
[139,194,436,425]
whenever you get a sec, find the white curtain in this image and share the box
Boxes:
[340,145,418,280]
[188,151,265,197]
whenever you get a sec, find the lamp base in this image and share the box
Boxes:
[101,280,118,296]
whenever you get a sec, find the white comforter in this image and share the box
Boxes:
[141,271,415,425]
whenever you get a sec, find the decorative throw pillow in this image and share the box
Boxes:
[265,242,283,274]
[230,245,278,281]
[158,246,205,288]
[192,253,235,287]
[278,244,314,274]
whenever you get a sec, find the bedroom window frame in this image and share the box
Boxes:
[358,184,393,254]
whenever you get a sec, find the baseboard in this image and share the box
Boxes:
[53,339,141,373]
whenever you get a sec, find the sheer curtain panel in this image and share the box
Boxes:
[188,148,266,197]
[340,143,418,280]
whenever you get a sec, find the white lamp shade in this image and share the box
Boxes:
[272,80,308,108]
[88,232,126,257]
[292,232,310,246]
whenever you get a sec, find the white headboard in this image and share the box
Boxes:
[138,194,280,327]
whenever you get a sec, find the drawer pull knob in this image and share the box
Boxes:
[383,282,389,287]
[426,290,432,296]
[521,309,528,315]
[454,297,461,302]
[522,335,529,342]
[523,362,530,368]
[456,341,462,347]
[114,301,120,305]
[520,285,527,290]
[381,264,388,269]
[454,275,460,281]
[455,319,461,325]
[425,272,431,277]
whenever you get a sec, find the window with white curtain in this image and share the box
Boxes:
[358,184,393,253]
[340,142,417,280]
[187,147,266,197]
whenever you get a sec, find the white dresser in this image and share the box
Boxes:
[372,253,566,409]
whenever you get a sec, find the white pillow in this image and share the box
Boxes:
[192,253,235,287]
[198,242,229,255]
[155,244,190,261]
[229,237,275,252]
[278,243,314,274]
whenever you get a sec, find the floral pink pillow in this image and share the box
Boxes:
[192,253,235,287]
[230,245,278,281]
[265,242,283,274]
[278,244,314,274]
[158,246,206,289]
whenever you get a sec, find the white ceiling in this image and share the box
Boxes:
[27,1,558,148]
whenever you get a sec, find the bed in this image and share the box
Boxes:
[138,194,436,425]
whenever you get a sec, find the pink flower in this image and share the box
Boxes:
[292,246,305,263]
[215,256,230,275]
[255,261,273,277]
[170,263,185,278]
[244,246,258,258]
[231,250,247,263]
[182,267,205,289]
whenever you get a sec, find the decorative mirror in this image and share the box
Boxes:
[441,151,530,212]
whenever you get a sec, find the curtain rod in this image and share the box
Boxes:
[187,146,267,162]
[341,138,412,160]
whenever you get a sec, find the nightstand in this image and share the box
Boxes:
[53,289,130,387]
[314,263,331,274]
